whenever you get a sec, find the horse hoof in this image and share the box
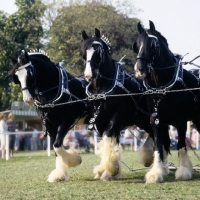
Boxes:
[175,166,192,180]
[145,174,163,183]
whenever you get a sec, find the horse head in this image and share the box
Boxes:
[133,21,174,80]
[10,51,35,105]
[81,28,112,82]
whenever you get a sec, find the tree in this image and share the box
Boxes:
[0,0,45,110]
[46,1,139,75]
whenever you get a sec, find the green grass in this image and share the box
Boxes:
[0,149,200,200]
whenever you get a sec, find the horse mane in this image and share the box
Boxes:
[147,29,169,47]
[100,35,112,54]
[28,51,51,61]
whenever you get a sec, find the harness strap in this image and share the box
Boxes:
[143,55,183,91]
[16,62,32,71]
[86,62,125,97]
[35,62,68,105]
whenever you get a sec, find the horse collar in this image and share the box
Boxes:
[143,55,183,92]
[35,62,70,107]
[85,62,125,99]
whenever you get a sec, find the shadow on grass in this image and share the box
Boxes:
[84,170,200,184]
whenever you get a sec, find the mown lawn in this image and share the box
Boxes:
[0,149,200,200]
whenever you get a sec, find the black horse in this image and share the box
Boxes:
[9,51,93,182]
[10,50,141,182]
[133,20,200,183]
[81,28,171,181]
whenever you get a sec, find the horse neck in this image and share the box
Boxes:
[92,54,116,93]
[147,44,175,87]
[68,73,87,99]
[34,61,59,101]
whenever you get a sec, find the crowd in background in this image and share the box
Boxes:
[0,112,48,159]
[63,125,94,153]
[1,116,200,159]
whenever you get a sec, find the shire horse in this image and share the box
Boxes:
[133,20,200,183]
[9,51,135,182]
[81,28,171,181]
[9,51,91,182]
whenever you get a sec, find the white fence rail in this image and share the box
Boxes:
[0,131,51,160]
[1,130,199,161]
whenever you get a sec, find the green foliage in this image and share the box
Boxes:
[0,0,45,110]
[0,0,140,109]
[46,2,139,75]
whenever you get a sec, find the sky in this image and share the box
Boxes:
[0,0,200,69]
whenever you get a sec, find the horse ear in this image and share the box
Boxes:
[82,30,89,40]
[149,20,156,34]
[137,22,145,34]
[9,57,17,66]
[95,28,101,39]
[24,51,29,61]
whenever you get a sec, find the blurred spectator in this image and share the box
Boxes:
[140,131,149,143]
[123,126,135,151]
[6,112,16,158]
[170,126,178,150]
[31,125,39,150]
[14,124,20,152]
[63,130,79,149]
[19,133,25,151]
[72,125,90,152]
[0,113,7,159]
[190,124,199,148]
[24,127,32,151]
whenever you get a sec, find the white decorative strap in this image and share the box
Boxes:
[16,62,32,72]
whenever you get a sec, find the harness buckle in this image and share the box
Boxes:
[144,90,153,95]
[51,104,55,108]
[148,63,154,73]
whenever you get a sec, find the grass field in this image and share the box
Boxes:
[0,149,200,200]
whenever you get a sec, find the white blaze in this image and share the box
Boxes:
[15,69,34,105]
[134,42,144,77]
[84,47,95,81]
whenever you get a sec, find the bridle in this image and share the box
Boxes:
[136,31,161,73]
[14,60,67,104]
[85,41,105,79]
[135,32,183,90]
[15,61,36,92]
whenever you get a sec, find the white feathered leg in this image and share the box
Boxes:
[93,135,122,181]
[175,148,192,180]
[48,156,70,182]
[138,136,154,167]
[54,146,82,168]
[48,146,82,182]
[93,140,106,179]
[162,146,169,176]
[145,150,163,183]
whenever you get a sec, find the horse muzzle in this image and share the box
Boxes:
[134,63,147,78]
[22,90,34,105]
[84,75,92,82]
